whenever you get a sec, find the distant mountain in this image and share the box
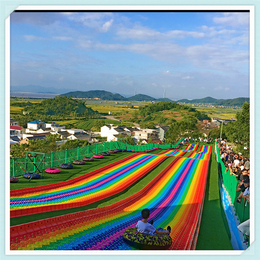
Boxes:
[215,97,249,107]
[127,94,156,101]
[61,91,157,102]
[177,96,219,104]
[177,96,249,107]
[11,85,70,94]
[61,90,126,101]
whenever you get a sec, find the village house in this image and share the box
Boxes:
[20,134,47,145]
[133,129,159,143]
[156,125,169,141]
[10,125,24,137]
[100,124,132,142]
[10,118,19,126]
[25,120,47,134]
[67,132,92,142]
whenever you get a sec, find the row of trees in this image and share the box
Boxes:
[209,102,250,156]
[10,134,90,158]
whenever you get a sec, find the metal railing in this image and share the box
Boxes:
[10,138,183,177]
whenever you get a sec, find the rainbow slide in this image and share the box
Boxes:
[159,145,211,160]
[10,145,212,250]
[10,153,167,218]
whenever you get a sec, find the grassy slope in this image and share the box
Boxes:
[196,145,233,250]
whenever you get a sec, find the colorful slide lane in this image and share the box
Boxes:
[10,145,211,250]
[10,153,167,218]
[160,145,211,160]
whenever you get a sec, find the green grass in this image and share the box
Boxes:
[195,145,233,250]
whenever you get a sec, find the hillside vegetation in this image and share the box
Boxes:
[23,96,99,116]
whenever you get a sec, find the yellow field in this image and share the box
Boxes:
[193,106,240,120]
[86,103,136,114]
[10,106,24,114]
[55,120,79,125]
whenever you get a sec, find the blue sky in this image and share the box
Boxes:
[10,11,250,100]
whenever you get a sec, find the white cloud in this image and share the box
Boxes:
[101,19,113,32]
[213,13,249,27]
[162,70,171,75]
[53,36,73,41]
[23,35,45,41]
[67,12,114,33]
[182,76,193,80]
[116,25,205,40]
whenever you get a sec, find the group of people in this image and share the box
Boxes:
[218,139,250,245]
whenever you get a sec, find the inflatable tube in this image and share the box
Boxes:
[93,154,104,159]
[108,150,117,153]
[122,228,172,250]
[115,149,122,152]
[10,176,19,183]
[59,163,73,169]
[101,152,110,156]
[83,157,94,161]
[73,160,85,165]
[45,168,61,174]
[23,172,41,179]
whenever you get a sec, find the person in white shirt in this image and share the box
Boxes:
[136,208,171,236]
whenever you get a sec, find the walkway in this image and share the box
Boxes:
[196,145,233,250]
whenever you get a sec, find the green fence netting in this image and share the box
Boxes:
[215,141,249,223]
[10,138,183,178]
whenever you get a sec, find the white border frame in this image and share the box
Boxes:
[5,5,255,256]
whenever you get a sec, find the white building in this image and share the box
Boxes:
[133,129,159,143]
[26,120,47,133]
[46,122,66,133]
[100,124,131,142]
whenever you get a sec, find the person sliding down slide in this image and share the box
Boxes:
[136,208,171,235]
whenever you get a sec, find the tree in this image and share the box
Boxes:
[91,119,106,131]
[46,134,61,152]
[225,102,249,145]
[58,139,89,150]
[165,116,198,143]
[10,143,29,158]
[118,134,135,145]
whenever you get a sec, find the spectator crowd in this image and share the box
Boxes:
[218,139,250,245]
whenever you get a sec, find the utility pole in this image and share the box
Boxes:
[220,120,223,140]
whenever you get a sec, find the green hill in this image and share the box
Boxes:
[215,97,249,107]
[127,94,156,101]
[61,90,126,101]
[24,96,99,116]
[177,96,249,107]
[178,96,219,104]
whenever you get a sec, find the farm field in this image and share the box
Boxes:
[193,106,240,120]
